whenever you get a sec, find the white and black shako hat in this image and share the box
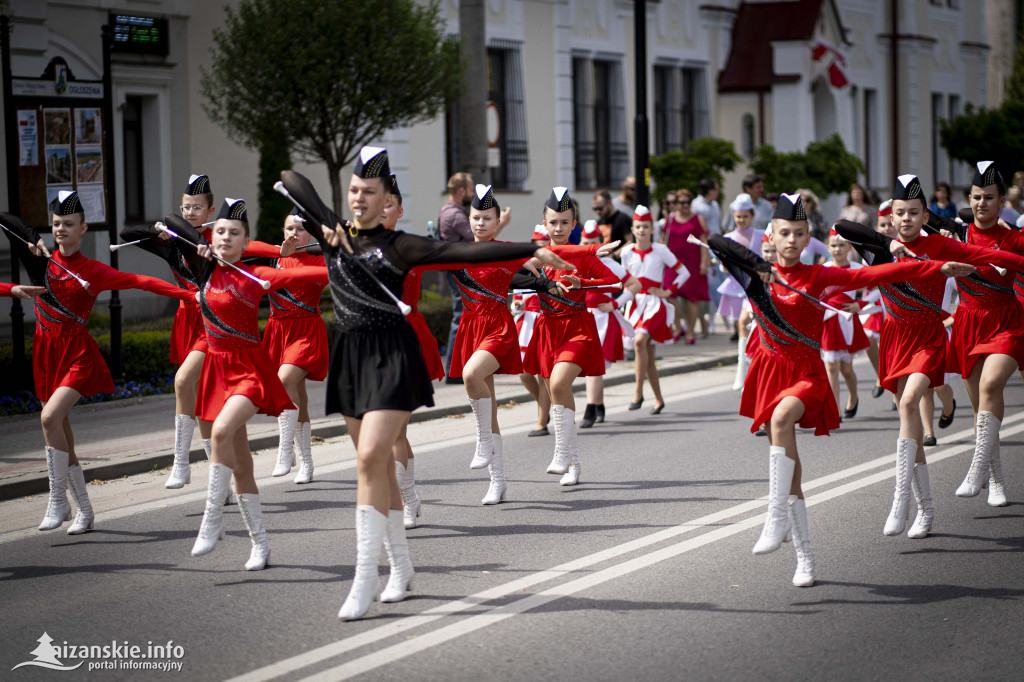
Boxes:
[545,186,573,213]
[772,192,806,221]
[353,146,391,179]
[217,197,248,224]
[471,184,499,212]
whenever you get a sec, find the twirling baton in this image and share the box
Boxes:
[0,221,90,289]
[688,235,852,320]
[111,221,215,252]
[272,180,412,315]
[154,222,271,290]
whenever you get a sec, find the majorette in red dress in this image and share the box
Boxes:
[522,250,619,378]
[619,242,688,343]
[243,241,331,382]
[2,216,189,401]
[710,234,950,435]
[402,267,445,382]
[819,261,869,362]
[194,262,326,421]
[448,244,601,378]
[947,223,1024,377]
[836,221,1024,391]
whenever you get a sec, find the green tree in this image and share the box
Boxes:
[201,0,463,214]
[940,27,1024,174]
[256,135,292,243]
[648,137,742,203]
[749,135,863,199]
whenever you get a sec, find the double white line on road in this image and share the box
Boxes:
[228,410,1024,682]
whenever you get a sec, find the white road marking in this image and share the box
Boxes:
[226,413,1022,682]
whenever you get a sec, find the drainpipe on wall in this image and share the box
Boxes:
[890,0,899,184]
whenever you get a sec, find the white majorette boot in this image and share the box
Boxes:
[752,446,796,554]
[469,397,495,469]
[380,509,415,603]
[560,452,581,486]
[39,447,72,531]
[789,497,815,587]
[272,409,298,476]
[733,334,749,391]
[884,438,915,535]
[66,465,95,535]
[546,405,573,475]
[237,493,270,570]
[166,414,195,489]
[202,438,212,460]
[396,460,421,529]
[338,505,387,620]
[908,462,934,539]
[192,463,233,556]
[958,410,998,497]
[988,449,1008,507]
[483,434,507,504]
[293,421,314,484]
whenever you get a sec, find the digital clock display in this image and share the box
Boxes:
[110,14,169,56]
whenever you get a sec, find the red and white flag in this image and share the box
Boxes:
[811,39,849,89]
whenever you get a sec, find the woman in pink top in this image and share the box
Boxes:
[661,189,710,343]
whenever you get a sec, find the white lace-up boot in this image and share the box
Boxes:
[272,409,298,476]
[293,422,314,484]
[237,493,270,570]
[469,397,495,469]
[191,463,233,556]
[546,405,573,474]
[789,497,815,587]
[338,505,387,620]
[559,452,582,486]
[397,460,421,529]
[907,462,934,539]
[752,446,796,554]
[380,510,415,602]
[66,465,95,535]
[733,334,749,391]
[988,450,1007,507]
[957,411,997,497]
[166,414,195,488]
[202,438,212,460]
[884,438,915,535]
[483,435,507,504]
[38,447,72,531]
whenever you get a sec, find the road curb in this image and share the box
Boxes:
[0,351,736,501]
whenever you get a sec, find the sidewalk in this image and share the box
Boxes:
[0,330,738,500]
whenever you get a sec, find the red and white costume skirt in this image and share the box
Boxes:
[262,313,329,382]
[820,307,869,364]
[624,292,676,344]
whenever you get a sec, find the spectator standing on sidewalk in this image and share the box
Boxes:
[439,173,474,384]
[613,176,637,217]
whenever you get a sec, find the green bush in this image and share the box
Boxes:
[418,289,453,348]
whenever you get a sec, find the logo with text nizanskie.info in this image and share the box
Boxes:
[12,633,185,673]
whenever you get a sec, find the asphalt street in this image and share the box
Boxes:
[1,362,1022,682]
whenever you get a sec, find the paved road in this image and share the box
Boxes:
[2,363,1022,681]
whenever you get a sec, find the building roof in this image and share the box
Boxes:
[718,0,826,93]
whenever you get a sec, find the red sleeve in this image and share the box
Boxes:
[937,233,1024,273]
[566,255,619,288]
[243,240,281,259]
[91,262,192,300]
[548,243,601,257]
[813,260,945,297]
[252,265,329,291]
[0,282,12,297]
